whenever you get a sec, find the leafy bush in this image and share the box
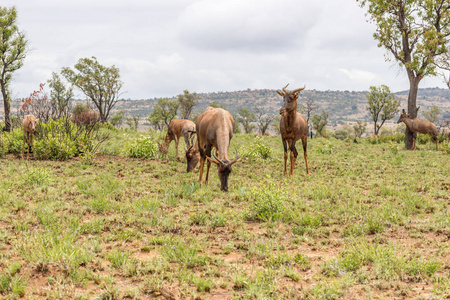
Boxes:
[0,128,23,156]
[333,129,349,140]
[33,118,109,160]
[367,133,404,144]
[246,184,287,222]
[241,137,272,160]
[441,140,450,154]
[122,135,158,159]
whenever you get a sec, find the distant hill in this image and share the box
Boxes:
[113,87,450,127]
[4,87,450,127]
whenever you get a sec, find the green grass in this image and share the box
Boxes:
[0,130,449,299]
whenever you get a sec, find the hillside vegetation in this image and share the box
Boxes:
[113,87,450,126]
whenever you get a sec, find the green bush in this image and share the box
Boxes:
[246,184,287,222]
[0,128,23,156]
[122,135,158,159]
[333,129,349,140]
[367,133,404,144]
[241,137,272,160]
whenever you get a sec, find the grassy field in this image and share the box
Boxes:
[0,130,449,299]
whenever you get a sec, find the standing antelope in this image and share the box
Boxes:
[158,119,196,160]
[194,107,239,192]
[22,114,39,159]
[277,84,310,176]
[397,109,439,151]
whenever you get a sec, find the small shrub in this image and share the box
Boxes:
[246,184,287,222]
[122,135,158,159]
[24,166,53,187]
[241,137,272,160]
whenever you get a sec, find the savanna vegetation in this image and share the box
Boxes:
[0,125,449,299]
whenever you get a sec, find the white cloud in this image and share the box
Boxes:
[1,0,447,99]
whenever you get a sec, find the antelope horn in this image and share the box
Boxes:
[282,83,290,93]
[229,149,240,165]
[211,149,224,165]
[206,148,221,165]
[292,85,306,93]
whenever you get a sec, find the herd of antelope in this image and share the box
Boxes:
[20,85,441,191]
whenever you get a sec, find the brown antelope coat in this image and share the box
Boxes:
[195,107,239,192]
[22,114,39,159]
[277,84,310,176]
[397,110,439,151]
[159,119,196,159]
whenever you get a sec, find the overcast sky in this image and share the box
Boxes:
[3,0,448,99]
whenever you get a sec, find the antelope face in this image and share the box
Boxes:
[186,147,199,172]
[158,142,168,155]
[217,162,232,192]
[279,93,298,115]
[29,118,39,133]
[277,84,305,115]
[397,113,409,124]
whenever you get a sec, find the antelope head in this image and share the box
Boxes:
[158,141,168,155]
[277,84,306,115]
[206,149,240,192]
[185,129,199,172]
[397,109,409,124]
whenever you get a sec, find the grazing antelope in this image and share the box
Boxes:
[195,107,239,192]
[22,114,39,159]
[185,134,200,173]
[397,109,439,151]
[277,84,310,176]
[159,119,196,160]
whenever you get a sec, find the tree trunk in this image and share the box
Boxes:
[405,74,421,149]
[1,80,11,132]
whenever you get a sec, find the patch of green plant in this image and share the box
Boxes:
[122,135,158,159]
[106,249,131,268]
[161,240,208,268]
[245,183,288,222]
[24,166,53,187]
[240,137,272,160]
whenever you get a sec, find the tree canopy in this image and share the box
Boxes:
[148,98,178,131]
[177,90,198,120]
[62,57,123,123]
[311,110,329,137]
[357,0,450,147]
[0,6,28,132]
[366,85,400,136]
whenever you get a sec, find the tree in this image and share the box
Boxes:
[300,96,319,123]
[353,120,367,138]
[148,97,178,131]
[0,6,28,132]
[366,85,400,135]
[126,116,139,130]
[177,90,198,120]
[237,108,255,134]
[62,57,123,123]
[254,106,275,135]
[47,72,73,118]
[357,0,450,148]
[209,101,224,109]
[20,83,52,123]
[311,110,329,137]
[437,46,450,88]
[423,104,441,124]
[109,110,126,128]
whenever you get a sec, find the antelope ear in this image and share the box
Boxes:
[276,90,285,97]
